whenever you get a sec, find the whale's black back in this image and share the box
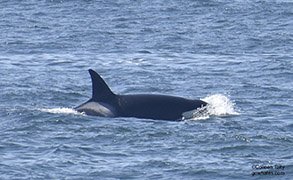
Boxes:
[117,94,207,120]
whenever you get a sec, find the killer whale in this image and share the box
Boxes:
[75,69,207,121]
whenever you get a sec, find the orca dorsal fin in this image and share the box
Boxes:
[88,69,116,101]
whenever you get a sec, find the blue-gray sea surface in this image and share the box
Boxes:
[1,0,293,179]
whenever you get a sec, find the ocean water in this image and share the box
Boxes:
[1,0,293,179]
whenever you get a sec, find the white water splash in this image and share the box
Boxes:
[185,94,240,121]
[37,108,83,115]
[203,94,240,116]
